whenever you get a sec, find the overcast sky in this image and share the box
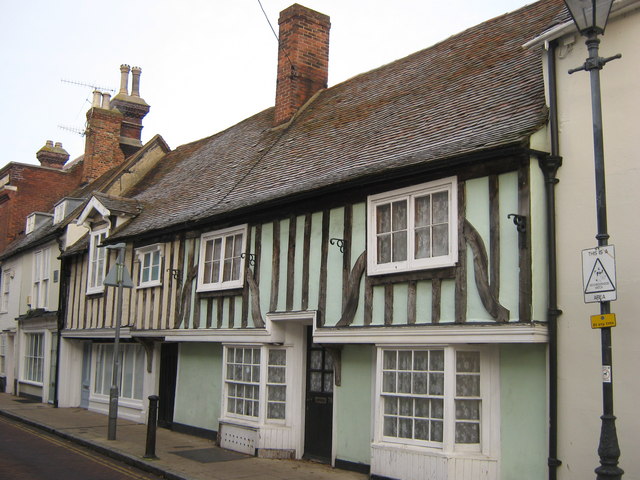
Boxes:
[0,0,535,167]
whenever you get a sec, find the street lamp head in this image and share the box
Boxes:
[564,0,614,35]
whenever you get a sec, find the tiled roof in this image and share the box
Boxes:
[92,192,142,216]
[0,218,58,260]
[0,136,169,260]
[111,0,566,240]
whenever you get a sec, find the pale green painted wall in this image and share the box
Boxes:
[529,158,548,322]
[186,167,543,329]
[500,343,547,480]
[258,222,274,322]
[498,172,519,319]
[173,343,223,432]
[326,207,345,325]
[335,345,373,465]
[466,177,491,322]
[351,203,367,326]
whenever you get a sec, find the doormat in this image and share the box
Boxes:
[170,447,249,463]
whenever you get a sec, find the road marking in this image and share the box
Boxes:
[0,417,153,480]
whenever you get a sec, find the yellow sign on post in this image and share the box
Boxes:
[590,313,616,329]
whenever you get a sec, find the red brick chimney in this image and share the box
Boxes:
[36,140,70,169]
[82,91,125,184]
[274,4,330,126]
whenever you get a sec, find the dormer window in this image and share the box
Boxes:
[53,203,65,225]
[53,198,85,225]
[26,214,36,235]
[25,212,53,235]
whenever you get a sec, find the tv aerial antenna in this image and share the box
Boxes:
[57,77,116,136]
[60,78,116,93]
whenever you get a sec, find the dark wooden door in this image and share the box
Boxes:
[304,327,333,462]
[158,343,178,428]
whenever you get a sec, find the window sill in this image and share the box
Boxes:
[86,288,105,297]
[136,282,162,290]
[197,287,244,299]
[367,266,456,285]
[197,281,245,293]
[219,416,260,429]
[368,257,457,277]
[90,393,144,410]
[19,379,44,387]
[372,442,489,460]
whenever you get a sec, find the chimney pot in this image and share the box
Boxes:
[36,140,69,169]
[131,66,142,97]
[92,90,102,107]
[119,64,131,95]
[101,93,111,109]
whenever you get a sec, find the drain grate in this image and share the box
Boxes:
[170,448,249,464]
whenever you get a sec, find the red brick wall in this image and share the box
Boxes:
[0,163,83,252]
[274,4,330,126]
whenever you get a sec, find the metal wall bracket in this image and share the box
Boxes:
[241,253,256,267]
[507,214,527,234]
[330,238,346,253]
[166,268,182,285]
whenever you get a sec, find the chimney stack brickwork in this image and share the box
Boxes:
[274,4,330,126]
[82,105,125,184]
[0,64,152,252]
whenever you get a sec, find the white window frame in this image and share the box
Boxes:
[33,248,51,310]
[135,244,163,288]
[197,225,247,292]
[1,269,12,313]
[92,343,145,402]
[222,344,288,425]
[23,332,45,385]
[53,203,66,224]
[367,177,458,275]
[0,334,7,375]
[374,345,496,456]
[87,228,108,295]
[25,214,36,235]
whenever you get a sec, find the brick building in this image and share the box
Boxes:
[0,65,150,253]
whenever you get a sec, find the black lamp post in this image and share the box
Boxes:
[563,1,623,479]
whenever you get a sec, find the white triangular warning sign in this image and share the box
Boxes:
[585,258,615,294]
[104,264,134,288]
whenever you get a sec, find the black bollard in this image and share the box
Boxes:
[144,395,160,459]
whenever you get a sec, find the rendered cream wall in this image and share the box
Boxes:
[550,7,640,478]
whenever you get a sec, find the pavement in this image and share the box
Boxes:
[0,393,368,480]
